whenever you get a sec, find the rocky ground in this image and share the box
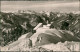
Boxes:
[0,28,80,51]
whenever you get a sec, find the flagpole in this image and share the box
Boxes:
[79,0,80,11]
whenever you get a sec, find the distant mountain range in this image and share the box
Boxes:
[1,1,79,13]
[1,0,79,1]
[0,10,80,46]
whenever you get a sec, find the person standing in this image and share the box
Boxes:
[27,38,32,48]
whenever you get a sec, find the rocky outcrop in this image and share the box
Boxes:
[30,28,80,46]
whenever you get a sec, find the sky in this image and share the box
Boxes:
[1,0,80,13]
